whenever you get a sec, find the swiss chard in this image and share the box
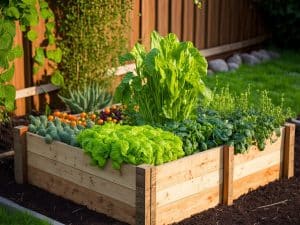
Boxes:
[115,31,210,124]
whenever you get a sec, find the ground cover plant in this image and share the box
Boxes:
[204,51,300,114]
[0,206,50,225]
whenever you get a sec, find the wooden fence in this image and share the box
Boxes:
[129,0,267,49]
[12,0,268,116]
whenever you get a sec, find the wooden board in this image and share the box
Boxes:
[27,166,135,225]
[155,146,223,190]
[26,132,136,189]
[129,0,141,48]
[157,0,169,36]
[141,0,156,49]
[170,0,183,40]
[156,186,220,225]
[156,169,222,207]
[183,0,195,42]
[27,152,136,207]
[233,164,281,200]
[232,129,285,200]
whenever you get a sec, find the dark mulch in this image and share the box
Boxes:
[0,126,299,225]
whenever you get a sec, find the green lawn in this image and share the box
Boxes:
[0,207,50,225]
[203,51,300,115]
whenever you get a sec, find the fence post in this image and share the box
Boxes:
[283,123,295,179]
[13,126,28,184]
[223,145,234,206]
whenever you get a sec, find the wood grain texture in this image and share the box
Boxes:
[13,22,26,116]
[13,126,28,184]
[207,0,220,47]
[223,145,234,206]
[170,0,183,40]
[156,169,222,207]
[26,132,136,189]
[155,146,223,191]
[194,4,206,49]
[141,0,156,49]
[157,0,169,36]
[129,0,141,48]
[183,0,194,42]
[156,186,220,225]
[283,123,295,178]
[232,164,281,200]
[136,165,151,225]
[234,149,282,180]
[27,166,135,225]
[27,152,136,207]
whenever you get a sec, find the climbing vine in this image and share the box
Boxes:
[0,0,62,115]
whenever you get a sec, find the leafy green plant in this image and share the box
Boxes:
[0,0,61,116]
[200,87,293,153]
[115,31,210,124]
[55,0,131,89]
[58,82,112,114]
[76,123,184,170]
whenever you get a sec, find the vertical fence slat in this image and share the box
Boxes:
[170,0,183,40]
[157,0,169,36]
[183,0,195,42]
[194,4,206,49]
[219,0,231,45]
[129,0,141,48]
[207,0,220,47]
[141,0,156,49]
[13,22,26,116]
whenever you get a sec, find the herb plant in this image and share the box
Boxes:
[115,31,210,124]
[77,123,184,170]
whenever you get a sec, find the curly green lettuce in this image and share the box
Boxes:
[76,123,184,169]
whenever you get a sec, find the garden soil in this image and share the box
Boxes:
[0,127,299,225]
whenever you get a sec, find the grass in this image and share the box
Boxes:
[203,51,300,115]
[0,206,50,225]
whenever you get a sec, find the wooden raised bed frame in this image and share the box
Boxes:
[14,124,295,225]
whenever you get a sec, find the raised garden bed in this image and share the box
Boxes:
[13,124,295,225]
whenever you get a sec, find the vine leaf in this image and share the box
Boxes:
[51,71,64,87]
[0,65,15,83]
[7,46,23,61]
[6,7,20,19]
[46,48,62,63]
[34,48,45,66]
[27,30,38,41]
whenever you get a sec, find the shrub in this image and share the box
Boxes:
[254,0,300,49]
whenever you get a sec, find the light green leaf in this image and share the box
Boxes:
[34,47,45,66]
[6,7,20,19]
[0,65,14,82]
[51,71,64,87]
[0,33,13,50]
[27,30,38,41]
[46,48,62,63]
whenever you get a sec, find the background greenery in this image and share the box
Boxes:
[204,51,300,115]
[54,0,132,90]
[254,0,300,49]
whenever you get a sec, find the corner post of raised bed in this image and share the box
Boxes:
[283,123,295,179]
[223,145,234,206]
[136,165,156,225]
[13,126,28,184]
